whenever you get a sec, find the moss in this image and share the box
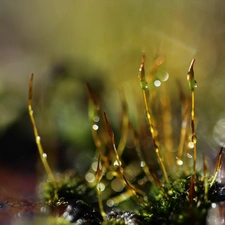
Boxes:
[27,57,225,225]
[40,171,96,207]
[140,173,212,224]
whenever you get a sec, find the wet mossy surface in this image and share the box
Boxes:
[40,172,97,207]
[140,173,211,225]
[36,172,224,225]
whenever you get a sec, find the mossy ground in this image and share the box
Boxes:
[40,171,96,207]
[140,173,211,225]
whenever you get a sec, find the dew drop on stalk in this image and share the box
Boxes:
[140,161,145,167]
[140,81,148,90]
[176,159,183,166]
[42,153,47,158]
[187,153,193,158]
[188,141,194,149]
[161,72,169,82]
[111,178,125,192]
[154,80,161,87]
[97,183,105,192]
[106,199,114,207]
[114,160,121,166]
[36,136,41,141]
[93,116,100,122]
[85,172,95,183]
[194,80,198,88]
[92,124,99,130]
[106,172,114,180]
[92,161,99,171]
[138,179,144,185]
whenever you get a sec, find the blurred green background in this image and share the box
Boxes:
[1,0,225,177]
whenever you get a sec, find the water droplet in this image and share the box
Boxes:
[42,153,47,158]
[143,196,148,201]
[106,199,114,207]
[114,160,121,166]
[92,161,98,171]
[188,141,194,149]
[93,116,100,122]
[161,72,169,82]
[140,161,145,167]
[176,159,183,166]
[140,81,148,90]
[40,206,47,213]
[106,172,114,180]
[154,80,161,87]
[97,183,105,191]
[92,124,99,130]
[36,136,41,141]
[182,121,187,127]
[194,80,197,88]
[111,178,125,192]
[187,153,193,158]
[91,161,102,171]
[138,179,144,185]
[85,172,95,183]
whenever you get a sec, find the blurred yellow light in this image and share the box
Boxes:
[85,172,95,183]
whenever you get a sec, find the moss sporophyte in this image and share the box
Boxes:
[25,56,225,225]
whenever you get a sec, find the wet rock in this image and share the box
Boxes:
[63,200,102,225]
[105,210,148,225]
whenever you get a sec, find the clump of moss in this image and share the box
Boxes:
[27,55,225,225]
[140,173,211,224]
[40,171,96,207]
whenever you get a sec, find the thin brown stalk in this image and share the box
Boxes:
[138,55,169,184]
[28,74,55,182]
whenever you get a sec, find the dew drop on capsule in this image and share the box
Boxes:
[140,81,148,90]
[194,80,197,88]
